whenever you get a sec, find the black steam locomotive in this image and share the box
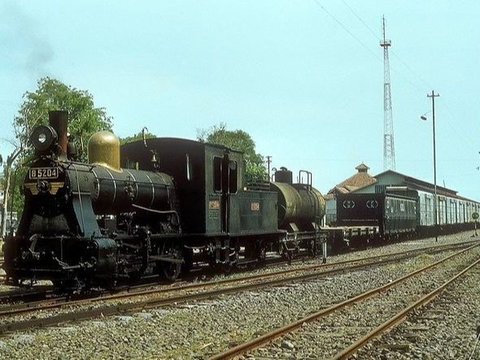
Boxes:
[3,111,326,289]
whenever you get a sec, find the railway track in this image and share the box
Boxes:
[0,237,476,306]
[0,239,477,336]
[0,287,54,305]
[209,243,480,359]
[354,259,480,358]
[331,258,480,359]
[0,239,474,309]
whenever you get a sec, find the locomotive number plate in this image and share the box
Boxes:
[29,167,59,180]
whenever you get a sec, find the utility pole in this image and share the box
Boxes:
[428,90,440,241]
[381,16,396,170]
[266,156,272,180]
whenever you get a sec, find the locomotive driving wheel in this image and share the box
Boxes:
[221,245,239,274]
[159,242,183,282]
[257,241,267,263]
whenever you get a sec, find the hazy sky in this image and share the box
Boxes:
[1,1,479,199]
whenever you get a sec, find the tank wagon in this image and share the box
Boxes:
[270,167,326,258]
[3,111,327,290]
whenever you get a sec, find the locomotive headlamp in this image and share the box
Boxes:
[30,125,58,153]
[38,133,47,144]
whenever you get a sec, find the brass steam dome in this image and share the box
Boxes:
[88,131,121,171]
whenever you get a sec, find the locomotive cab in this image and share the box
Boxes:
[121,138,283,270]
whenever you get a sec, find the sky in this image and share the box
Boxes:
[0,1,479,199]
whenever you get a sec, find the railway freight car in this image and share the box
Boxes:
[417,192,480,236]
[336,187,480,241]
[270,167,327,259]
[336,191,418,243]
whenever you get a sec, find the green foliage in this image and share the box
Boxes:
[7,77,113,216]
[5,166,27,215]
[120,130,156,145]
[15,77,112,161]
[197,123,267,183]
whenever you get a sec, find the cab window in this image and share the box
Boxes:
[229,161,238,193]
[213,157,222,192]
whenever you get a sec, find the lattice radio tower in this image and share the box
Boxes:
[380,16,396,170]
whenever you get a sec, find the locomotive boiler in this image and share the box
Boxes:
[3,111,181,289]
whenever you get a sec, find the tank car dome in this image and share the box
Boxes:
[88,131,121,171]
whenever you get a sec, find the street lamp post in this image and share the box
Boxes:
[421,90,440,242]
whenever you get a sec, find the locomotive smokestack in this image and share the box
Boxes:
[48,110,68,157]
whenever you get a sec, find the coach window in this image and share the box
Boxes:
[213,157,222,192]
[229,161,238,193]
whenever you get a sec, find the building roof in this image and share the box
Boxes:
[374,169,458,198]
[326,164,478,203]
[327,163,376,195]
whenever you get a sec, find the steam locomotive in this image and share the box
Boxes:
[2,111,326,290]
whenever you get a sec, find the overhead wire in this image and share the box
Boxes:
[341,0,433,91]
[314,0,479,172]
[312,0,382,63]
[313,0,426,94]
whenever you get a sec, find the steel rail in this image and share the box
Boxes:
[0,241,472,320]
[0,250,420,320]
[2,242,475,335]
[89,238,480,302]
[0,238,477,308]
[208,243,479,360]
[0,240,478,335]
[0,287,53,305]
[331,257,480,359]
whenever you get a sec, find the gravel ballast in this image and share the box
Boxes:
[0,232,478,359]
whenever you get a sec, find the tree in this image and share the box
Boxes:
[1,77,112,237]
[1,147,25,239]
[14,77,112,160]
[120,129,156,145]
[197,123,267,183]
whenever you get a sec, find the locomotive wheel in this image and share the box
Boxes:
[162,257,181,282]
[182,247,194,273]
[257,245,267,262]
[160,243,183,282]
[222,244,240,274]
